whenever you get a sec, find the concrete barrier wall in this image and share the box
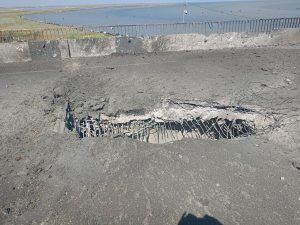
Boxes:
[0,42,31,63]
[269,28,300,45]
[28,40,61,61]
[67,37,116,58]
[1,28,300,63]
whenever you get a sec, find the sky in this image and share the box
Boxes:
[0,0,246,7]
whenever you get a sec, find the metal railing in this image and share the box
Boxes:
[0,17,299,43]
[90,17,300,37]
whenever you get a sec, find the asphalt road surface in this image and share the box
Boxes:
[0,46,299,225]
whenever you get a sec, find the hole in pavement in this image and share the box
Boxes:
[76,117,255,142]
[65,99,274,144]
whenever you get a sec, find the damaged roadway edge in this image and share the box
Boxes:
[64,99,276,144]
[1,44,299,225]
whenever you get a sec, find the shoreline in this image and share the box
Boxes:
[0,3,167,30]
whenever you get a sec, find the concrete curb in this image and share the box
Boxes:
[0,28,299,63]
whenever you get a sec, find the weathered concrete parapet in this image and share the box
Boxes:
[142,36,168,52]
[115,36,147,54]
[149,34,205,52]
[66,37,116,58]
[0,42,31,63]
[270,28,300,45]
[147,32,275,52]
[0,28,299,63]
[143,29,300,52]
[58,40,71,59]
[28,40,61,61]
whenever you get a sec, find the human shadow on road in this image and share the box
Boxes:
[178,212,223,225]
